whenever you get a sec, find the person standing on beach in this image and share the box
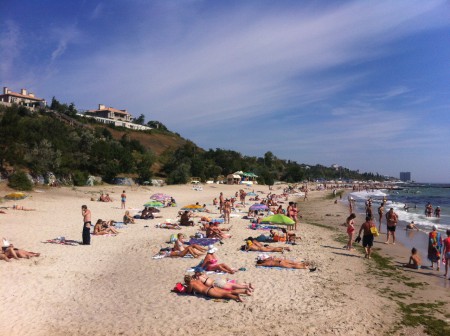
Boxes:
[442,229,450,279]
[348,196,354,214]
[385,208,398,244]
[434,206,441,218]
[357,216,376,259]
[81,205,91,245]
[377,203,384,233]
[345,213,356,251]
[121,190,126,209]
[223,199,231,224]
[219,192,224,214]
[427,225,442,271]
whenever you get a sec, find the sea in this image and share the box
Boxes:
[348,183,450,232]
[346,183,450,287]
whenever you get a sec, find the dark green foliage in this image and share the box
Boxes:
[72,170,88,186]
[8,170,33,191]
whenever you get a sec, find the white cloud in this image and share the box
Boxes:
[50,25,81,62]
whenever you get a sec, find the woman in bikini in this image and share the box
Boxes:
[256,255,315,270]
[173,234,206,256]
[192,267,254,293]
[2,243,40,259]
[183,275,243,302]
[201,245,236,274]
[345,213,356,250]
[245,237,290,253]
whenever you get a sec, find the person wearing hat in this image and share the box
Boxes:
[200,245,236,274]
[192,267,254,293]
[427,225,443,271]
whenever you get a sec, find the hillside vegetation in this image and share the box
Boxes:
[0,102,386,187]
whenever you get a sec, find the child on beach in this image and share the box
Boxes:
[403,247,421,269]
[345,213,356,250]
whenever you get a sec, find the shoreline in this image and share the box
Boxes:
[0,184,448,335]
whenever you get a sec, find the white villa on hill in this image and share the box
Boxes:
[0,87,46,109]
[83,104,151,131]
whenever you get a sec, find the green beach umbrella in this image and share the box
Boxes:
[261,214,294,225]
[143,201,164,208]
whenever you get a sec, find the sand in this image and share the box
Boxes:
[0,183,448,336]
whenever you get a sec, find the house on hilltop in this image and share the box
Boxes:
[83,104,151,131]
[0,87,46,110]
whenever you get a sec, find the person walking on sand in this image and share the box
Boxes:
[442,229,450,279]
[385,208,398,244]
[357,216,376,259]
[219,192,224,214]
[81,205,91,245]
[427,225,442,271]
[121,190,126,209]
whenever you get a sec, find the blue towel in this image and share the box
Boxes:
[188,238,220,246]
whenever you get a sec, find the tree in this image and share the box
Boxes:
[134,114,145,125]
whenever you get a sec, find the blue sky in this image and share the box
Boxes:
[1,0,449,182]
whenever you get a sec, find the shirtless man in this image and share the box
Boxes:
[385,208,398,244]
[81,205,91,245]
[425,202,433,217]
[357,216,377,259]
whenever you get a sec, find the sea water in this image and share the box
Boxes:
[345,184,450,285]
[348,184,450,231]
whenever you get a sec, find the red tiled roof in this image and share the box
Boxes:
[92,107,131,115]
[0,91,45,101]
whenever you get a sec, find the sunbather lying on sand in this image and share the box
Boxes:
[174,234,206,256]
[200,245,237,274]
[245,237,290,253]
[256,255,315,270]
[157,246,202,258]
[192,267,254,293]
[2,243,40,260]
[12,205,36,211]
[183,275,243,302]
[205,223,232,239]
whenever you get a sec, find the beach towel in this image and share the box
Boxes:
[152,253,194,259]
[44,238,80,246]
[188,238,220,246]
[248,224,281,231]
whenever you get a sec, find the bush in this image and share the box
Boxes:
[8,170,33,191]
[72,170,88,186]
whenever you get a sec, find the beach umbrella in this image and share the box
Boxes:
[261,214,294,225]
[4,192,27,200]
[181,204,204,211]
[143,201,164,208]
[150,193,171,201]
[249,203,268,211]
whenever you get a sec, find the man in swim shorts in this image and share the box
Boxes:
[385,208,398,244]
[357,216,376,259]
[81,205,91,245]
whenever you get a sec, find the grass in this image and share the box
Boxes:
[397,302,450,336]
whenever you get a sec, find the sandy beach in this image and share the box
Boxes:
[0,183,449,336]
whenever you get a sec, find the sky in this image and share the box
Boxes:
[1,0,449,183]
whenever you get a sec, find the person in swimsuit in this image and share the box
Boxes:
[255,255,316,270]
[201,245,236,274]
[183,275,243,302]
[245,237,290,253]
[121,190,126,209]
[357,216,376,259]
[377,204,384,233]
[442,229,450,279]
[173,234,206,256]
[81,205,91,245]
[403,247,421,269]
[1,241,40,260]
[93,219,119,235]
[192,267,254,294]
[345,213,356,251]
[385,208,398,244]
[123,210,135,224]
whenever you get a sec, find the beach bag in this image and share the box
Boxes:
[370,226,379,237]
[173,282,186,293]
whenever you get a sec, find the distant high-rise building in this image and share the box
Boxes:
[400,172,411,182]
